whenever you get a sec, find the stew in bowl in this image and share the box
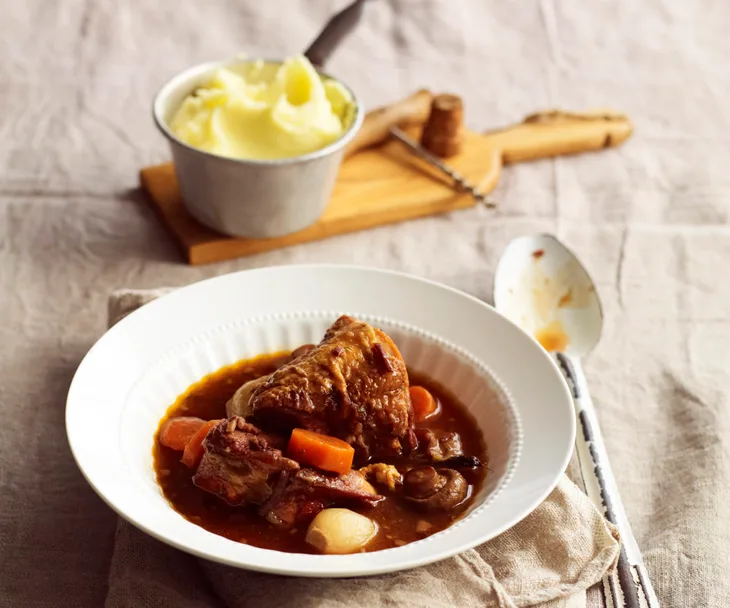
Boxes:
[153,315,489,554]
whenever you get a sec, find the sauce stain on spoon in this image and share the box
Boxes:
[534,320,570,352]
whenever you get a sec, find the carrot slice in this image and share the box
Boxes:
[287,428,355,475]
[181,419,219,468]
[159,416,207,451]
[410,386,438,422]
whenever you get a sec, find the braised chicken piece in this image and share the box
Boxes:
[243,315,416,462]
[193,418,299,506]
[225,345,316,419]
[262,468,382,527]
[193,416,383,526]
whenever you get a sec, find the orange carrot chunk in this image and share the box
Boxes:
[181,419,219,469]
[287,428,355,475]
[410,386,438,422]
[159,417,207,451]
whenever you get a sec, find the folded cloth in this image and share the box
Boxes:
[105,288,620,608]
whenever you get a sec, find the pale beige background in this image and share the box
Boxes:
[1,1,729,606]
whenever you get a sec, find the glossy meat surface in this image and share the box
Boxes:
[263,469,383,526]
[192,418,299,506]
[248,315,416,461]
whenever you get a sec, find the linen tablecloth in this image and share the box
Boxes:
[1,1,729,606]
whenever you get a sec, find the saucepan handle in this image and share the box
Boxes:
[303,0,368,68]
[555,353,660,608]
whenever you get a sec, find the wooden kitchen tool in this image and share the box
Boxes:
[140,106,632,265]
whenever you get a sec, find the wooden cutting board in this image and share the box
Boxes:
[140,112,632,265]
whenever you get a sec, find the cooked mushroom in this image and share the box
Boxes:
[402,466,468,512]
[227,343,317,419]
[225,374,270,418]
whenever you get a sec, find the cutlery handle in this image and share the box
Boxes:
[483,109,633,164]
[555,353,660,608]
[303,0,367,68]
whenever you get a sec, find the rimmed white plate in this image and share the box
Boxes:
[66,265,575,577]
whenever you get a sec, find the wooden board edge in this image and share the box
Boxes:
[186,193,478,265]
[139,167,194,264]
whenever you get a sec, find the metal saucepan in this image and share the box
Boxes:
[153,0,367,239]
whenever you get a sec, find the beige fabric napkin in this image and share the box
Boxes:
[105,288,620,608]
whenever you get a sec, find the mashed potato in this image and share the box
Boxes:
[169,55,355,161]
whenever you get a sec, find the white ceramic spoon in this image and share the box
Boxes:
[494,234,659,608]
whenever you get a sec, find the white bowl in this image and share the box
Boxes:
[66,265,575,577]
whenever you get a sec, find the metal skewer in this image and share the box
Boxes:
[389,127,496,208]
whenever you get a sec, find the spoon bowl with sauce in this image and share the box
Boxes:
[493,233,602,358]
